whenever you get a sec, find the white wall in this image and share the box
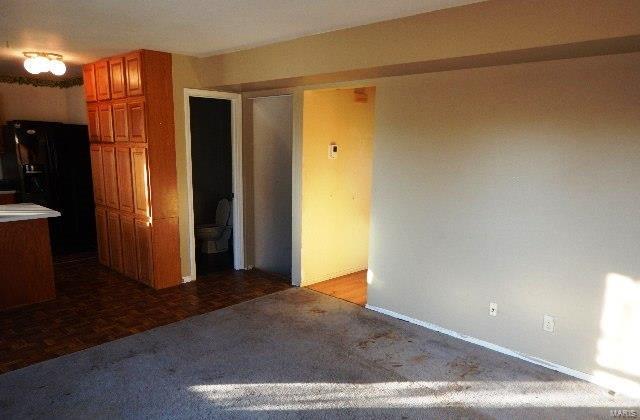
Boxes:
[252,96,293,276]
[368,52,640,393]
[301,88,375,285]
[0,83,87,124]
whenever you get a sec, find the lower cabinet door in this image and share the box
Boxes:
[95,207,110,266]
[120,214,138,280]
[106,210,123,273]
[134,219,153,286]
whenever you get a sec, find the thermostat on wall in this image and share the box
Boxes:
[328,143,338,159]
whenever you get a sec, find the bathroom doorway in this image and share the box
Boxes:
[185,89,244,278]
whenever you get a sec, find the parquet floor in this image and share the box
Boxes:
[0,257,290,374]
[306,270,367,306]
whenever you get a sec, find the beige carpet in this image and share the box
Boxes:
[0,288,637,419]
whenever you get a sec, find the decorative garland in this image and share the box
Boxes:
[0,75,83,89]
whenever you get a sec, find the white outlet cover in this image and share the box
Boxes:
[543,315,555,332]
[489,302,498,316]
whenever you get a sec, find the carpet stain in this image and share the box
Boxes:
[308,307,327,314]
[410,354,429,364]
[447,357,481,379]
[357,330,397,349]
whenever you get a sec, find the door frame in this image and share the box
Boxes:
[183,88,245,278]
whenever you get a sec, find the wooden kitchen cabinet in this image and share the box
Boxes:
[134,218,153,285]
[83,50,180,289]
[112,100,128,142]
[95,207,110,265]
[109,57,126,99]
[82,64,97,102]
[87,103,100,142]
[116,147,134,213]
[95,60,111,101]
[98,103,114,142]
[101,146,119,209]
[89,145,105,205]
[131,147,149,217]
[106,210,123,273]
[120,214,138,279]
[125,52,143,96]
[127,98,146,142]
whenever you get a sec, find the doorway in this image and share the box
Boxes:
[184,89,244,278]
[250,95,293,277]
[300,87,376,306]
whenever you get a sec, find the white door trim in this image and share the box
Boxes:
[183,88,245,279]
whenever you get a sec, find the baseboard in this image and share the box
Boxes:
[302,266,367,286]
[365,304,615,393]
[182,275,195,283]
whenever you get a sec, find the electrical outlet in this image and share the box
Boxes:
[489,302,498,316]
[543,315,555,332]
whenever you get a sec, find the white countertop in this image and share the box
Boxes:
[0,203,61,223]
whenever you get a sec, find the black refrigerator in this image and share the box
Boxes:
[1,120,96,255]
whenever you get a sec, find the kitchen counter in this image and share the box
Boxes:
[0,204,59,310]
[0,203,61,223]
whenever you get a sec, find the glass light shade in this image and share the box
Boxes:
[23,57,40,74]
[33,55,50,74]
[48,59,66,76]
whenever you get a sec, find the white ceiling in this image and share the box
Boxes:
[0,0,483,78]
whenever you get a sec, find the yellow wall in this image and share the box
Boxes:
[171,54,203,278]
[301,88,375,285]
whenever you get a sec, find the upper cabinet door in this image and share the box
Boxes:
[89,145,105,205]
[112,100,128,142]
[87,103,100,142]
[125,52,143,97]
[101,145,120,209]
[82,64,97,102]
[109,57,126,99]
[95,60,111,101]
[127,98,147,142]
[98,103,114,142]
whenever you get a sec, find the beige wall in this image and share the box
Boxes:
[368,52,640,391]
[301,88,375,285]
[197,0,640,90]
[0,83,86,124]
[171,54,204,278]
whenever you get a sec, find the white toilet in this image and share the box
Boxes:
[195,198,232,254]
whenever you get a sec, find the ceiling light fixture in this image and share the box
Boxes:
[23,52,67,76]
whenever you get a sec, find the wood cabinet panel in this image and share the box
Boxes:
[95,207,110,265]
[82,64,97,102]
[112,100,128,142]
[127,98,147,142]
[125,52,143,96]
[95,60,111,101]
[98,103,114,142]
[135,219,153,286]
[89,145,105,205]
[131,147,149,217]
[116,147,134,213]
[120,214,138,279]
[109,57,126,99]
[106,211,123,272]
[101,146,119,209]
[87,103,100,142]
